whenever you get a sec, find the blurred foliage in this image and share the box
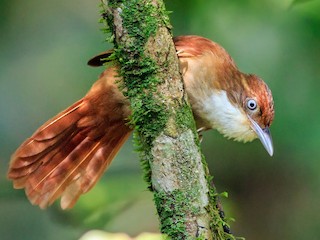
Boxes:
[291,0,316,6]
[1,0,320,239]
[79,231,162,240]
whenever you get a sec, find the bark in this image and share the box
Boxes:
[101,0,235,239]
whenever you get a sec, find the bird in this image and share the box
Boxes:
[7,35,274,210]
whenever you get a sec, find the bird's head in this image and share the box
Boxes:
[185,70,274,156]
[218,74,275,156]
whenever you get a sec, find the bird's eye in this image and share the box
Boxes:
[247,99,257,110]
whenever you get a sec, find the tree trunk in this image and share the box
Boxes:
[101,0,235,239]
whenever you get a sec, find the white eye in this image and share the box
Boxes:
[247,99,257,110]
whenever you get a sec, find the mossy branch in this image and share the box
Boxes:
[100,0,237,239]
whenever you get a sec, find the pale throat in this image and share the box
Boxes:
[201,90,257,142]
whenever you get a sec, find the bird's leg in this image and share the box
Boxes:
[176,49,184,55]
[197,127,208,143]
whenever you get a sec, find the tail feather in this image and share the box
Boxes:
[61,125,130,209]
[41,139,103,207]
[10,126,78,172]
[8,76,132,209]
[25,133,92,205]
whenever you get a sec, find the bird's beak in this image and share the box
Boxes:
[248,116,273,156]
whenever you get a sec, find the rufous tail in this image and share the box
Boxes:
[8,68,131,209]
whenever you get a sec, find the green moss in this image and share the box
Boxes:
[204,173,240,240]
[154,190,192,240]
[175,103,195,130]
[174,103,200,142]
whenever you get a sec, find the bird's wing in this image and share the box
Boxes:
[8,68,131,209]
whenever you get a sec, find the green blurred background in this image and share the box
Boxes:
[1,0,320,239]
